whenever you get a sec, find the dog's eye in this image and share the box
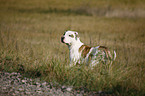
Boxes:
[69,34,74,38]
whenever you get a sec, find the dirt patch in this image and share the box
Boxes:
[0,71,113,96]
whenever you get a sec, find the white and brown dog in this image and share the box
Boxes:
[61,31,116,67]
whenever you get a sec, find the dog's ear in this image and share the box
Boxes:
[75,32,79,40]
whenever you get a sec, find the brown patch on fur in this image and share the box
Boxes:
[79,45,112,60]
[79,45,91,58]
[98,46,108,50]
[79,45,85,52]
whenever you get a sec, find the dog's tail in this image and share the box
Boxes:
[113,50,116,60]
[108,50,116,61]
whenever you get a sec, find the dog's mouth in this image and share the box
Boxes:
[61,37,70,45]
[61,37,65,43]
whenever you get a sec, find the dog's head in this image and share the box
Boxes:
[61,31,79,46]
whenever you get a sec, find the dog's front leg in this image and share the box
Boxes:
[69,59,78,67]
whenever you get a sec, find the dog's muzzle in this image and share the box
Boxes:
[61,37,65,43]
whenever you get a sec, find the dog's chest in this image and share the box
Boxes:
[69,46,81,61]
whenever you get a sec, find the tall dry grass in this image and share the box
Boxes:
[0,0,145,95]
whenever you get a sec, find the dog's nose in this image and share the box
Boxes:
[61,37,65,43]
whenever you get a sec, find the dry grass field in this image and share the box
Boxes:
[0,0,145,95]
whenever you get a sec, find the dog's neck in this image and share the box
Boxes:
[68,38,84,51]
[68,38,84,62]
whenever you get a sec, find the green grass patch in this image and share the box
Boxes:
[0,0,145,95]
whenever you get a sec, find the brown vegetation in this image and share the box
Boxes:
[0,0,145,95]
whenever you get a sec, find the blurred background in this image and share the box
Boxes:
[0,0,145,95]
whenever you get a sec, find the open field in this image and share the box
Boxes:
[0,0,145,95]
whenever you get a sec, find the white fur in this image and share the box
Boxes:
[68,40,84,66]
[61,31,84,66]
